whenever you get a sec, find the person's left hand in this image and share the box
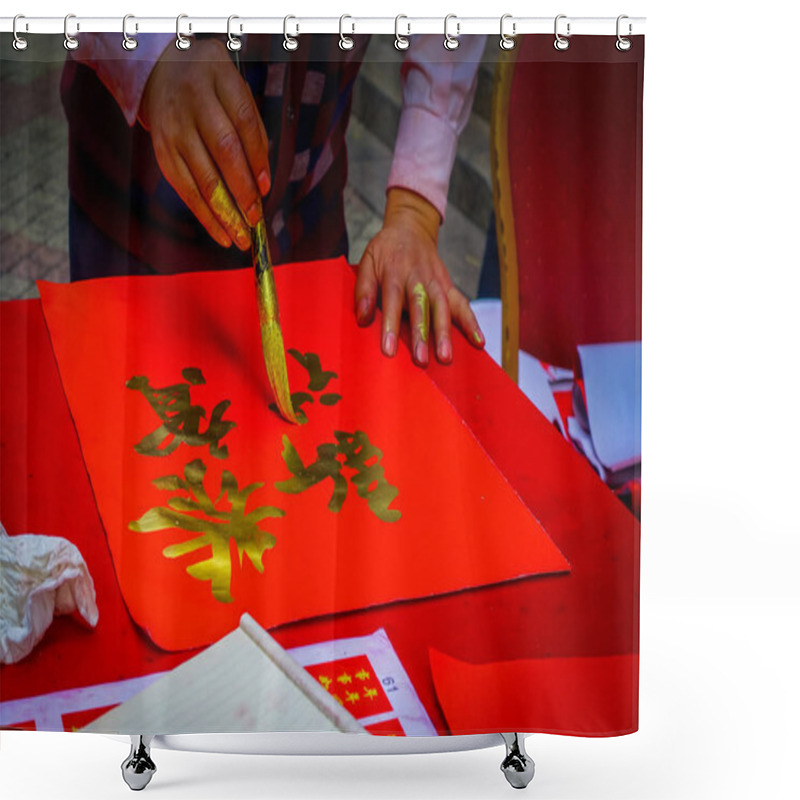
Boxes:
[355,188,485,367]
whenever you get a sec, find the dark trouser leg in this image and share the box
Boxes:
[69,199,154,281]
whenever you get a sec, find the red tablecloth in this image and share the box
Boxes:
[0,295,639,735]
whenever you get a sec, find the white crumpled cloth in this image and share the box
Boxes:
[0,522,99,664]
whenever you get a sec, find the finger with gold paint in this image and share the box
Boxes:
[209,181,251,251]
[408,281,430,366]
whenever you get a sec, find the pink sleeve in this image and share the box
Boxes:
[69,33,172,126]
[388,35,486,221]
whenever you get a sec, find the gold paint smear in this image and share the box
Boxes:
[209,181,248,242]
[412,282,429,343]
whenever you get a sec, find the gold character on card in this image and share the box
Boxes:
[126,368,236,459]
[276,430,401,522]
[129,459,285,602]
[268,351,341,422]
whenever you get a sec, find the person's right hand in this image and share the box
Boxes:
[138,39,271,251]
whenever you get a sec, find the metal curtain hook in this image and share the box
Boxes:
[64,13,79,51]
[554,14,570,51]
[500,14,516,51]
[175,14,191,50]
[227,15,242,51]
[122,15,138,51]
[394,15,410,50]
[616,14,632,51]
[339,15,354,50]
[12,14,28,51]
[283,15,298,51]
[444,14,460,51]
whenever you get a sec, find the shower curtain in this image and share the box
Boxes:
[0,27,642,740]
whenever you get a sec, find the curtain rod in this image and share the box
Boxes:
[0,16,646,37]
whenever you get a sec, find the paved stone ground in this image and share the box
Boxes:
[0,42,71,300]
[0,40,487,301]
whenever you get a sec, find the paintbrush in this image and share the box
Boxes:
[231,49,299,424]
[251,218,300,424]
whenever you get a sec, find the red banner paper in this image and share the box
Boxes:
[430,649,638,736]
[38,258,568,651]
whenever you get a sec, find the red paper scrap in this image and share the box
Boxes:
[62,705,119,732]
[429,648,638,736]
[365,718,406,736]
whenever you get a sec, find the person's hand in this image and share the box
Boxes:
[139,39,270,251]
[355,188,485,366]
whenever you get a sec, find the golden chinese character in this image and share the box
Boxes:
[276,430,400,523]
[268,351,341,422]
[337,672,352,685]
[336,431,401,522]
[275,438,347,512]
[129,459,284,602]
[363,688,378,700]
[355,669,371,681]
[126,368,235,459]
[345,691,360,705]
[288,349,338,391]
[269,391,314,424]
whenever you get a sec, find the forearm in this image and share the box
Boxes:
[68,33,172,126]
[383,188,440,243]
[388,34,486,221]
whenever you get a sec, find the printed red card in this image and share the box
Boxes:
[38,258,569,651]
[305,655,393,718]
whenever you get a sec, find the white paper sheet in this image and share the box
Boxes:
[576,341,642,472]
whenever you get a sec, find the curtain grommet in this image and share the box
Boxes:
[175,14,191,51]
[499,14,516,51]
[554,14,570,51]
[227,15,242,51]
[283,15,299,52]
[122,15,138,51]
[339,15,355,51]
[394,15,410,51]
[63,13,79,51]
[12,14,28,51]
[444,14,460,51]
[616,15,632,51]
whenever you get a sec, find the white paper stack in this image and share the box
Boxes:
[468,301,641,490]
[81,614,365,735]
[568,341,642,487]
